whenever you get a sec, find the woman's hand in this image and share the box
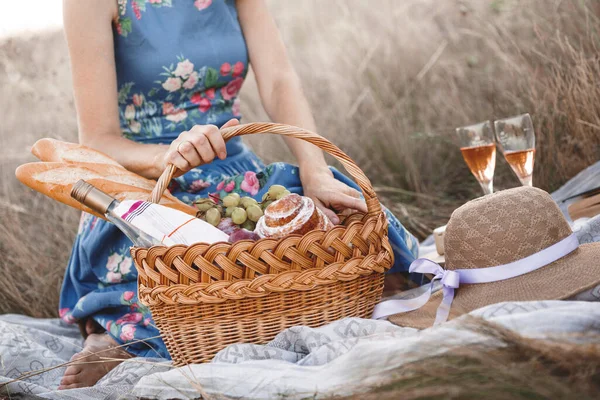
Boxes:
[160,119,240,177]
[300,167,368,225]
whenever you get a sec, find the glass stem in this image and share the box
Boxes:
[479,181,494,195]
[519,175,533,187]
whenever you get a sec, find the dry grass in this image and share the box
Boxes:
[172,319,600,400]
[342,320,600,400]
[0,0,599,319]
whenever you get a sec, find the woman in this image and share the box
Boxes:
[58,0,419,389]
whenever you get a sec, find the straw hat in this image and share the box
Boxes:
[389,186,600,329]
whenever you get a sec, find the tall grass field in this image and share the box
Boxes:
[2,0,599,316]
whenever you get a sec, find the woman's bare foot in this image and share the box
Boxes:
[58,333,133,390]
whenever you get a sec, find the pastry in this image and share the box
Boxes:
[255,193,333,239]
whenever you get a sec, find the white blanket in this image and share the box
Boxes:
[1,300,599,399]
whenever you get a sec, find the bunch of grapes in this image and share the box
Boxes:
[193,184,291,232]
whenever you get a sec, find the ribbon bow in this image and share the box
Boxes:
[371,259,460,324]
[372,233,580,325]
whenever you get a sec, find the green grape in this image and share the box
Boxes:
[194,198,216,212]
[267,184,286,197]
[241,196,258,209]
[231,207,248,225]
[241,220,256,231]
[262,200,273,210]
[262,192,272,202]
[223,194,241,208]
[205,207,222,226]
[276,190,291,200]
[225,206,235,217]
[246,204,263,222]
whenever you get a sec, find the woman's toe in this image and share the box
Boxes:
[69,350,91,363]
[63,364,83,377]
[59,372,80,387]
[58,383,84,390]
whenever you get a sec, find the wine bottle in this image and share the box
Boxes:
[70,180,161,247]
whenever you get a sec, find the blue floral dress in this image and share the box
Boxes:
[59,0,419,359]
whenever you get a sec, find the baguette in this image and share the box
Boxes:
[16,162,197,219]
[31,138,121,166]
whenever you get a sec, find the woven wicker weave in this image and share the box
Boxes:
[131,122,393,365]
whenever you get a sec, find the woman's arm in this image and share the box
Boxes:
[237,0,367,222]
[63,0,230,179]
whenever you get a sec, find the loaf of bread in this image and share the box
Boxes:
[16,138,197,219]
[255,193,333,239]
[16,162,197,218]
[31,138,122,166]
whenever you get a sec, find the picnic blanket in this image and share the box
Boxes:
[1,300,599,400]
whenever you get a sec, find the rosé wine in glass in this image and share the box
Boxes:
[456,121,496,195]
[494,114,536,187]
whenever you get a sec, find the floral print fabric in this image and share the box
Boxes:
[59,0,419,360]
[112,0,248,144]
[118,56,245,139]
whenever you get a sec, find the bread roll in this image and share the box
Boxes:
[255,193,333,239]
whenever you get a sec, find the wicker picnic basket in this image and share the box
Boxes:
[131,122,394,366]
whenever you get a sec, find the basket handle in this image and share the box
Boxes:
[148,122,382,215]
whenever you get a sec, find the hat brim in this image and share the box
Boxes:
[388,243,600,329]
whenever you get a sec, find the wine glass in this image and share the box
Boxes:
[493,113,535,187]
[456,121,496,195]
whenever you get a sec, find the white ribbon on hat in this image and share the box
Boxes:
[372,232,580,324]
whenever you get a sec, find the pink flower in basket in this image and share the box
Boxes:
[123,291,135,302]
[240,171,259,196]
[143,318,151,327]
[205,88,215,99]
[216,181,225,191]
[120,324,136,342]
[224,181,235,193]
[117,312,143,325]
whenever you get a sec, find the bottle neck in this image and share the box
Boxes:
[105,200,119,216]
[71,180,119,215]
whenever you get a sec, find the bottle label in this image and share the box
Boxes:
[115,200,229,246]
